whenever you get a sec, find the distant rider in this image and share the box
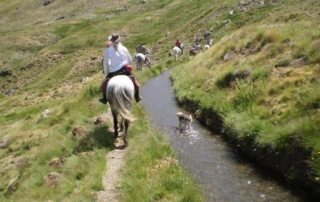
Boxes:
[175,38,183,54]
[136,43,152,64]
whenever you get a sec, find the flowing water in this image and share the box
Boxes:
[141,71,310,202]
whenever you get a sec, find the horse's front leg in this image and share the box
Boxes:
[112,111,119,138]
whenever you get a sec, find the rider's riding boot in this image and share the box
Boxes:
[134,86,142,102]
[99,93,108,104]
[99,78,109,104]
[129,76,142,102]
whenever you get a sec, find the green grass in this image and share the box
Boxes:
[0,80,111,201]
[1,0,320,200]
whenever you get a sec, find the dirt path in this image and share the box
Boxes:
[96,112,127,202]
[97,148,127,202]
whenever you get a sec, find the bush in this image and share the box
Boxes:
[262,31,280,45]
[232,80,257,110]
[84,85,100,99]
[251,66,270,81]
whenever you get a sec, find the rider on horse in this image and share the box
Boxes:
[175,38,183,54]
[203,31,212,45]
[136,43,152,64]
[99,33,142,104]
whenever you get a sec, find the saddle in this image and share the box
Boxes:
[100,67,141,104]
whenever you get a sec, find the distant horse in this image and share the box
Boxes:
[170,46,183,60]
[106,75,135,146]
[189,44,202,56]
[204,39,213,50]
[203,44,210,50]
[135,53,151,70]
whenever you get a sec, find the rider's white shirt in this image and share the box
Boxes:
[103,43,132,75]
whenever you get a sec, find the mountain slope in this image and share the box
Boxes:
[172,0,320,196]
[0,0,319,200]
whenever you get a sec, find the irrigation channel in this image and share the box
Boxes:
[141,71,310,202]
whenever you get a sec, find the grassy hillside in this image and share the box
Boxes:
[0,0,319,200]
[172,0,320,196]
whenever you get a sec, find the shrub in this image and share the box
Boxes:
[232,80,257,110]
[216,71,234,88]
[84,85,100,99]
[262,31,280,44]
[216,70,251,88]
[307,39,320,64]
[251,66,270,81]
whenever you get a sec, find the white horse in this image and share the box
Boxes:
[135,53,151,70]
[204,39,213,50]
[171,46,183,60]
[106,75,135,147]
[204,44,210,50]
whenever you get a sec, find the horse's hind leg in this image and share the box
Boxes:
[112,111,119,138]
[119,119,124,132]
[123,120,129,147]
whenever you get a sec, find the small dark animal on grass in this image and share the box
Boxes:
[176,112,193,132]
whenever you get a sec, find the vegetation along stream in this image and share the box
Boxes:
[141,71,311,202]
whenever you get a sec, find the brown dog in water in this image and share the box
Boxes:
[176,112,193,132]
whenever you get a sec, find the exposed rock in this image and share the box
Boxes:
[43,172,61,187]
[290,57,308,67]
[5,87,18,96]
[0,136,9,148]
[93,113,110,125]
[43,0,54,6]
[3,157,29,172]
[49,157,64,168]
[72,126,89,139]
[223,51,235,61]
[238,0,265,11]
[13,157,29,169]
[40,108,54,119]
[55,16,65,21]
[81,77,90,83]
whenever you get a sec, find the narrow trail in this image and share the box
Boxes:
[97,148,127,202]
[96,112,127,202]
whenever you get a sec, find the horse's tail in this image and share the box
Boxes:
[112,85,135,123]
